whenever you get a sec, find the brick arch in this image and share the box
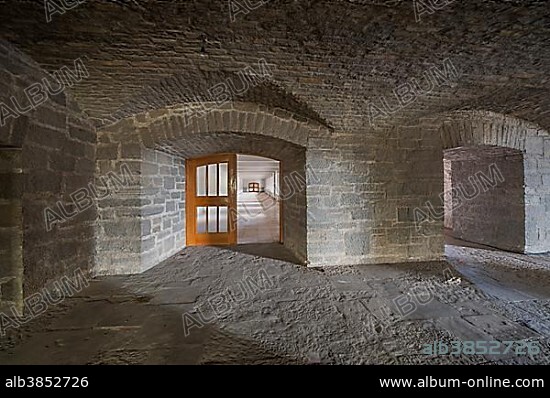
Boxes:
[438,110,548,152]
[155,131,304,161]
[129,102,331,150]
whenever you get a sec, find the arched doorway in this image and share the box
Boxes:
[185,153,282,246]
[95,102,332,274]
[442,145,525,252]
[437,111,550,254]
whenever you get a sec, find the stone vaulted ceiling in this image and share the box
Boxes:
[0,0,549,131]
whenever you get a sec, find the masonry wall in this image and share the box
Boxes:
[95,109,549,272]
[445,147,525,252]
[308,112,550,267]
[443,159,452,230]
[307,136,378,266]
[140,149,186,271]
[307,126,445,267]
[0,149,23,312]
[96,123,190,275]
[281,150,307,262]
[0,41,96,295]
[523,137,550,253]
[95,119,143,275]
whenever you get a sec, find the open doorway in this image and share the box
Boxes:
[237,154,281,244]
[185,153,282,247]
[443,145,525,252]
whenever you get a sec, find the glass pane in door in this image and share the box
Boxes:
[219,206,228,233]
[208,206,218,233]
[219,163,228,196]
[196,166,206,196]
[208,164,217,196]
[197,206,207,233]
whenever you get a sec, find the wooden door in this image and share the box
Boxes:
[186,154,237,246]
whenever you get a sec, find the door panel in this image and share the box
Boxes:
[186,154,237,246]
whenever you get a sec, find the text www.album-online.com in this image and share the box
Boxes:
[379,376,545,388]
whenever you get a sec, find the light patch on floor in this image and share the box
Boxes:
[237,192,280,244]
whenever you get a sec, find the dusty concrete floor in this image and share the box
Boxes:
[0,243,549,365]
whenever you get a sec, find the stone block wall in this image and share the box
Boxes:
[281,150,307,263]
[523,135,550,253]
[443,158,452,230]
[307,123,446,267]
[140,149,186,271]
[95,122,144,275]
[0,41,96,296]
[95,146,185,275]
[0,149,23,311]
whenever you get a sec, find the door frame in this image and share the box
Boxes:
[278,161,283,244]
